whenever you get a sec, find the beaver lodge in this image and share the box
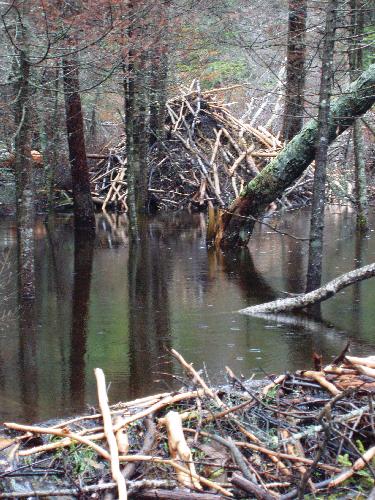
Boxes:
[89,83,313,213]
[1,346,375,499]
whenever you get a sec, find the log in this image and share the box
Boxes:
[239,262,375,314]
[213,63,375,247]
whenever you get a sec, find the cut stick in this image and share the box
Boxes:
[346,355,375,369]
[95,368,127,500]
[348,363,375,379]
[4,422,110,459]
[262,374,286,396]
[165,411,202,490]
[328,445,375,487]
[18,390,206,456]
[170,349,223,407]
[117,455,233,497]
[299,371,341,396]
[235,442,341,473]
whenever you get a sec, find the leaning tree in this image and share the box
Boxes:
[210,63,375,248]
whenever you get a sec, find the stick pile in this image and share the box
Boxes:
[2,347,375,498]
[90,82,293,212]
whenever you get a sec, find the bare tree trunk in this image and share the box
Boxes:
[124,0,151,234]
[62,54,95,231]
[45,65,60,213]
[282,0,307,142]
[349,0,369,232]
[211,63,375,249]
[305,0,338,293]
[14,28,35,300]
[149,1,170,148]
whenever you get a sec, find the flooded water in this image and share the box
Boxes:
[0,207,375,423]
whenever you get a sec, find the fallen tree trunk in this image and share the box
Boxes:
[212,63,375,248]
[239,262,375,314]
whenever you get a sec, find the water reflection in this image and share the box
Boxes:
[70,227,95,408]
[128,222,172,398]
[18,299,38,422]
[0,207,374,422]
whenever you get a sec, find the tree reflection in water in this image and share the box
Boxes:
[127,220,172,399]
[69,226,95,408]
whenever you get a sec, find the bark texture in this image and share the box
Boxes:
[306,0,338,293]
[282,0,307,142]
[62,54,95,230]
[14,39,35,299]
[213,62,375,248]
[239,262,375,314]
[350,0,369,232]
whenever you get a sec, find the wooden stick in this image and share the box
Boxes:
[346,355,375,369]
[165,411,202,490]
[118,454,233,497]
[235,442,341,473]
[299,371,341,396]
[95,368,127,500]
[4,422,110,459]
[18,390,206,456]
[170,349,223,407]
[262,375,286,396]
[328,445,375,487]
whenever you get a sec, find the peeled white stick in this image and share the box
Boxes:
[165,410,202,490]
[95,368,127,500]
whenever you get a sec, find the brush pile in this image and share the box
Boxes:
[90,83,300,212]
[2,347,375,499]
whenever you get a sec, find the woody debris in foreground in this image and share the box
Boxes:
[1,346,375,499]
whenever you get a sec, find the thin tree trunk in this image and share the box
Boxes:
[46,66,60,213]
[305,0,338,293]
[282,0,307,142]
[349,0,369,232]
[124,49,139,237]
[149,1,170,148]
[124,0,150,232]
[211,62,375,249]
[14,39,35,299]
[62,54,95,231]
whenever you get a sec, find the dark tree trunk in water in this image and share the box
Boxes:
[212,62,375,249]
[282,0,307,142]
[14,46,35,300]
[306,0,338,293]
[349,0,369,232]
[62,54,95,231]
[70,226,94,408]
[127,225,171,399]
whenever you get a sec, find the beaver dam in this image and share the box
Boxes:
[1,346,375,499]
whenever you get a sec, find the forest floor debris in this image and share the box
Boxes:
[89,82,314,213]
[2,346,375,498]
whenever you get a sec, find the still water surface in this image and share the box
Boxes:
[0,207,374,422]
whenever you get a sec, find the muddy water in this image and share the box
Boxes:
[0,207,374,422]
